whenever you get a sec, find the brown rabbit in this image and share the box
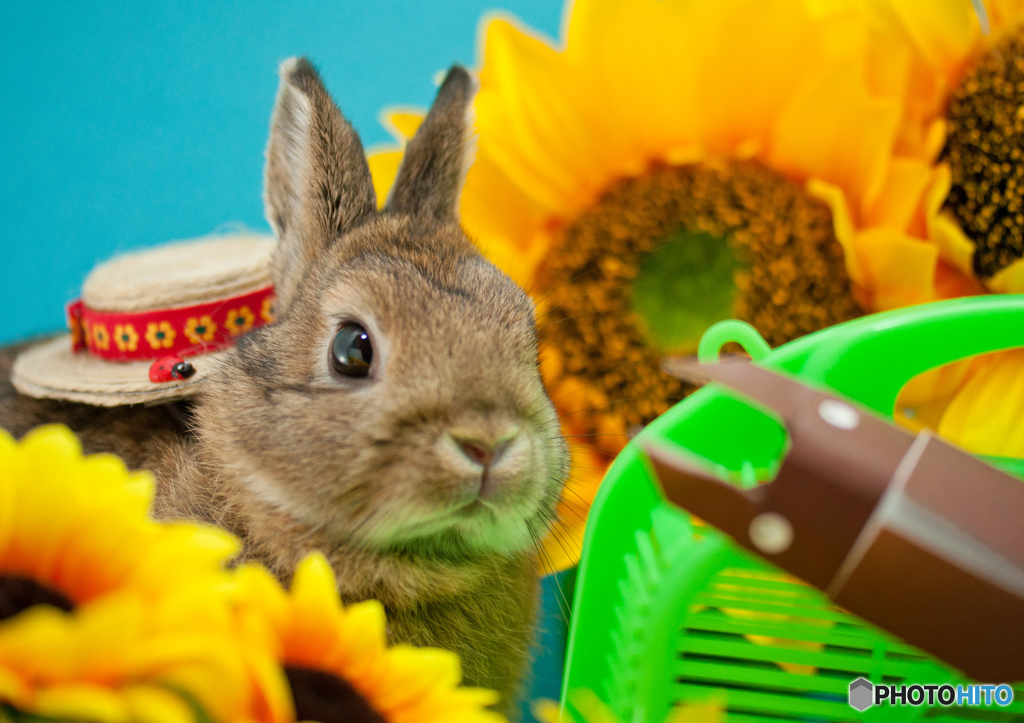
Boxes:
[0,57,569,714]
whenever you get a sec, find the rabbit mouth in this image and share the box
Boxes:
[454,498,489,515]
[353,479,550,555]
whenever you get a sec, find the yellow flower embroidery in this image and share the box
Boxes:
[184,315,217,344]
[144,321,176,350]
[225,306,255,335]
[91,323,110,351]
[113,323,139,352]
[260,295,276,324]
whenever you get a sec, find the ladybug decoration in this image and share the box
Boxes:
[148,356,197,384]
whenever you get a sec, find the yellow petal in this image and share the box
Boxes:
[989,0,1024,26]
[292,553,344,618]
[894,357,978,433]
[685,1,830,159]
[0,606,79,680]
[122,685,196,723]
[770,60,902,215]
[806,178,863,287]
[136,523,240,588]
[851,227,940,310]
[564,0,706,170]
[373,646,462,712]
[33,683,131,722]
[864,158,933,232]
[460,145,552,287]
[938,348,1024,457]
[878,0,982,78]
[566,689,621,723]
[531,698,561,723]
[985,257,1024,294]
[19,423,83,461]
[920,161,977,282]
[241,647,295,723]
[367,149,406,209]
[324,599,389,687]
[287,553,343,663]
[381,107,425,141]
[477,15,598,213]
[931,213,976,281]
[0,666,29,707]
[0,463,14,559]
[667,698,725,723]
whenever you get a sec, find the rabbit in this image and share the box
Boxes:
[0,57,570,715]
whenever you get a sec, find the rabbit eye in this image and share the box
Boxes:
[330,323,373,378]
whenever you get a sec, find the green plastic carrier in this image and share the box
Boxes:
[561,295,1024,722]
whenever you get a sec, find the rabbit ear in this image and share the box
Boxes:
[264,57,376,305]
[385,66,476,221]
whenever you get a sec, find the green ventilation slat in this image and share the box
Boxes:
[678,637,921,677]
[685,610,925,655]
[673,682,854,719]
[675,658,851,695]
[692,593,870,624]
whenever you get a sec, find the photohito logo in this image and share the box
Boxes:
[848,678,1015,710]
[849,678,873,712]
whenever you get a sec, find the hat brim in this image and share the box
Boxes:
[12,335,227,407]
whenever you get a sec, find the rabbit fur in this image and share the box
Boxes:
[0,58,569,713]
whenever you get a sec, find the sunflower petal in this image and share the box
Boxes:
[367,149,406,209]
[805,179,863,286]
[373,646,462,712]
[879,0,982,78]
[0,426,275,723]
[32,684,131,723]
[477,15,598,212]
[0,666,29,707]
[285,553,344,667]
[984,256,1024,293]
[380,107,425,141]
[853,227,939,309]
[770,60,903,214]
[122,685,195,723]
[460,147,553,285]
[938,349,1024,457]
[865,158,933,232]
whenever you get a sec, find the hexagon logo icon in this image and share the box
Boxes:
[849,677,874,712]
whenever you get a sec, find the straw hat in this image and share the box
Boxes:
[12,233,277,407]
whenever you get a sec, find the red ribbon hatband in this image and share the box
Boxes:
[67,286,276,361]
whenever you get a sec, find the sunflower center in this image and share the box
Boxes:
[536,161,861,455]
[0,575,75,622]
[284,665,386,723]
[631,229,743,353]
[943,24,1024,277]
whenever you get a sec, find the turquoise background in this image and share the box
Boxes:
[0,1,562,344]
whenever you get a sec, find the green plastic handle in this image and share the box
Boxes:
[793,295,1024,415]
[697,319,772,363]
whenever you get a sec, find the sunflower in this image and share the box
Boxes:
[830,0,1024,456]
[0,589,274,723]
[369,0,960,569]
[0,425,278,723]
[230,553,506,723]
[0,425,238,611]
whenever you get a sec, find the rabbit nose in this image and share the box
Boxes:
[452,433,514,468]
